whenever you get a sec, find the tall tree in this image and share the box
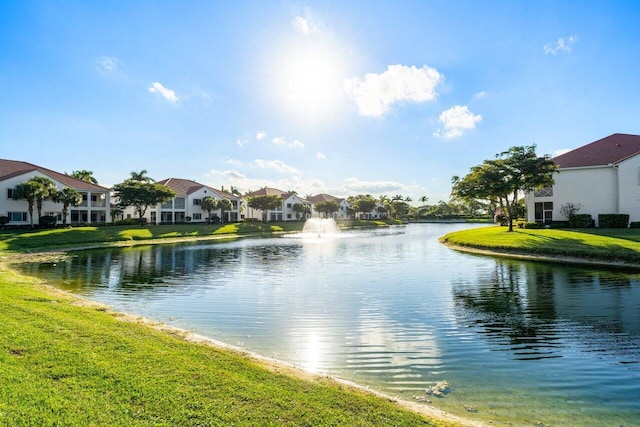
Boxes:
[350,195,377,219]
[31,176,58,223]
[53,187,82,226]
[201,196,218,222]
[129,169,154,183]
[292,203,310,221]
[69,170,98,184]
[314,200,339,218]
[12,181,41,227]
[113,180,175,226]
[217,198,233,224]
[452,145,557,231]
[247,195,283,222]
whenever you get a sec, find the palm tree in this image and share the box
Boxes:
[31,176,58,224]
[12,181,40,227]
[53,187,82,226]
[201,196,218,223]
[217,198,233,224]
[129,169,154,182]
[419,195,429,205]
[69,170,98,184]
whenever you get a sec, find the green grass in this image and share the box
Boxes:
[0,222,305,253]
[440,225,640,263]
[0,267,443,426]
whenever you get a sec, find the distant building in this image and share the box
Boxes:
[244,187,310,222]
[525,133,640,226]
[307,193,351,219]
[0,159,111,225]
[118,178,243,224]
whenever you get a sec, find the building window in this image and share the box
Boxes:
[193,213,202,220]
[174,198,186,209]
[161,200,173,209]
[8,212,27,222]
[7,188,14,199]
[286,203,292,208]
[534,187,553,197]
[193,199,202,205]
[287,214,292,219]
[534,202,553,224]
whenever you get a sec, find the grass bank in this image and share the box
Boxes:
[440,225,640,266]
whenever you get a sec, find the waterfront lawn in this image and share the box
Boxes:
[0,222,305,253]
[440,225,640,262]
[0,267,441,426]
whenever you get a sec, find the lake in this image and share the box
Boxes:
[19,223,640,426]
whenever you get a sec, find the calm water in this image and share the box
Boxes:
[20,224,640,426]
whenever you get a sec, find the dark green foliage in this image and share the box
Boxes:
[516,221,543,229]
[549,221,570,229]
[598,214,629,228]
[39,215,57,227]
[569,214,594,228]
[114,218,148,226]
[630,222,640,229]
[0,216,9,227]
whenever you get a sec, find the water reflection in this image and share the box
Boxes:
[452,260,640,363]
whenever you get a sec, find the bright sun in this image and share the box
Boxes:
[272,41,347,121]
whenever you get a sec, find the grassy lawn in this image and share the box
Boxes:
[440,225,640,263]
[0,222,305,253]
[0,266,445,426]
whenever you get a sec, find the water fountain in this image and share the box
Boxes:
[301,217,340,236]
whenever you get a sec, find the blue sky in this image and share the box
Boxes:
[2,1,640,203]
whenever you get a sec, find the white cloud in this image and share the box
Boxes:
[472,91,487,101]
[236,138,247,148]
[204,169,328,196]
[148,82,178,103]
[96,56,120,75]
[292,16,318,35]
[544,36,577,55]
[254,159,299,174]
[271,136,304,148]
[344,64,442,118]
[433,105,482,139]
[256,131,267,140]
[316,152,326,160]
[342,177,412,193]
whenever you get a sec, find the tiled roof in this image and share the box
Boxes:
[244,187,288,197]
[307,193,341,203]
[0,159,109,191]
[157,178,241,200]
[554,133,640,168]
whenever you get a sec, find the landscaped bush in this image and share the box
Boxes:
[39,215,57,228]
[517,221,543,229]
[114,218,148,226]
[549,221,570,229]
[569,214,594,228]
[0,215,9,228]
[598,214,629,228]
[630,222,640,229]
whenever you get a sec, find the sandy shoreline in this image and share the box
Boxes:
[1,244,486,427]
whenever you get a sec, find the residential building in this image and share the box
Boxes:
[119,178,243,224]
[244,187,311,222]
[307,193,352,219]
[0,159,111,225]
[525,133,640,226]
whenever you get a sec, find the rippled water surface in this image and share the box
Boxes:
[20,224,640,426]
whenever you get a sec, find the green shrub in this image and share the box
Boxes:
[569,214,594,228]
[598,214,629,228]
[114,218,148,226]
[39,215,57,227]
[0,215,9,228]
[517,221,543,229]
[549,221,570,229]
[630,221,640,229]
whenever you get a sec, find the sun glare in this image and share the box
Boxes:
[272,41,348,121]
